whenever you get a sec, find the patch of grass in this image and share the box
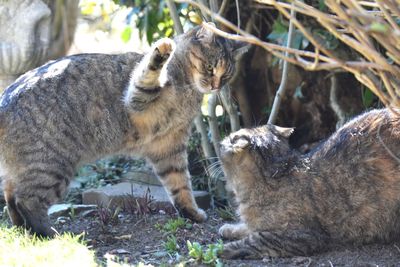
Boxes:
[187,240,224,267]
[157,217,192,234]
[163,235,179,254]
[0,225,97,267]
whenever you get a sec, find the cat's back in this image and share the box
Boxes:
[304,108,400,242]
[311,108,400,167]
[0,52,143,159]
[0,52,142,111]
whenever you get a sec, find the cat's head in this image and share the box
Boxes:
[183,23,249,93]
[219,124,294,189]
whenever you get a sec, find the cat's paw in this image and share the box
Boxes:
[177,205,207,222]
[219,223,249,240]
[149,38,176,70]
[187,208,207,222]
[220,242,259,259]
[219,223,236,239]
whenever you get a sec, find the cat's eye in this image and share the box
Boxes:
[206,64,213,73]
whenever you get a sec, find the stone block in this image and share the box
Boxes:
[48,204,97,217]
[82,182,211,211]
[121,171,161,186]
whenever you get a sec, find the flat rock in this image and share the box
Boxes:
[82,182,211,210]
[121,170,161,186]
[48,204,97,217]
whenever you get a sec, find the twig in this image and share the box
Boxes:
[218,0,229,15]
[235,0,241,30]
[196,0,210,21]
[329,74,347,128]
[219,85,241,131]
[166,0,184,34]
[207,94,221,157]
[268,2,296,124]
[209,0,219,23]
[176,0,400,108]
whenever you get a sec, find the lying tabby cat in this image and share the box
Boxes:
[0,23,246,236]
[218,108,400,259]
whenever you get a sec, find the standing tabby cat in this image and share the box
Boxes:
[0,23,246,236]
[218,108,400,259]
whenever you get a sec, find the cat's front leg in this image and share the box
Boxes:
[220,229,329,259]
[148,145,207,222]
[133,37,175,88]
[124,38,175,111]
[219,222,250,240]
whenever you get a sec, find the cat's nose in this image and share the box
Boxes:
[211,78,221,91]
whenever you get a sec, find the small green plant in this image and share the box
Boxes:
[161,217,192,234]
[68,205,76,221]
[163,235,179,254]
[187,240,224,266]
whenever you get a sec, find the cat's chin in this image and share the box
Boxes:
[196,86,220,94]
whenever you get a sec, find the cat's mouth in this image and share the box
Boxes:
[194,78,221,94]
[196,85,220,94]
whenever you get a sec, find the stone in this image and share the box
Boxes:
[121,170,161,186]
[82,182,211,211]
[0,0,79,91]
[47,203,97,217]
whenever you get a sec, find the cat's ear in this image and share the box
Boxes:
[196,22,216,43]
[231,40,250,60]
[268,124,294,138]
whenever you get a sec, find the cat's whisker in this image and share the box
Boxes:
[208,161,224,178]
[207,160,222,172]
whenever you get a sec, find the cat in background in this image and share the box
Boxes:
[0,23,247,236]
[218,108,400,259]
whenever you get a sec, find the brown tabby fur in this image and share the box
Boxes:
[0,24,246,236]
[218,108,400,259]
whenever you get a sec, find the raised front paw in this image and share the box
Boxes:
[149,38,176,70]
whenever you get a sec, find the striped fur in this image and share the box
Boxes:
[0,24,246,236]
[219,108,400,259]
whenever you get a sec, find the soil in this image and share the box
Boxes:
[48,209,400,266]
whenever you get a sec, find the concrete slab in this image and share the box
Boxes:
[82,182,211,211]
[48,204,97,217]
[121,170,161,186]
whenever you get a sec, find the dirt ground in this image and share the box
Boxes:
[48,208,400,267]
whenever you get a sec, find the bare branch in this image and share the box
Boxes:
[268,2,296,125]
[175,0,400,108]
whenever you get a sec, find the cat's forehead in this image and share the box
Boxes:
[192,37,232,59]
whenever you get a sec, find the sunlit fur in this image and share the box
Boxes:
[219,108,400,259]
[0,24,246,236]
